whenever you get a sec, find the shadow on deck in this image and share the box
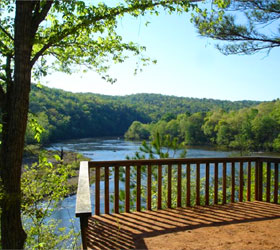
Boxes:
[86,201,280,249]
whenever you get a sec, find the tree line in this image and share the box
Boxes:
[26,85,260,144]
[125,100,280,152]
[26,85,150,143]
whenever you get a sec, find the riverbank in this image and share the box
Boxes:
[23,139,280,200]
[23,144,92,197]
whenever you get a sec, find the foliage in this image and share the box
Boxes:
[21,152,79,249]
[117,93,260,121]
[184,112,208,145]
[26,113,46,143]
[124,121,150,140]
[27,85,260,144]
[27,85,152,143]
[125,100,280,152]
[193,0,280,55]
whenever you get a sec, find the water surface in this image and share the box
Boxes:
[47,137,236,244]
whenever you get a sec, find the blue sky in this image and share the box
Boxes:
[43,7,280,101]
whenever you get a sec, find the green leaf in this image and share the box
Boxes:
[53,154,61,162]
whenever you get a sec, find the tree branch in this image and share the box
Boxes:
[3,55,13,104]
[0,84,5,109]
[214,29,280,45]
[31,0,200,67]
[5,56,12,84]
[0,74,7,82]
[32,1,41,17]
[0,25,14,41]
[31,0,54,37]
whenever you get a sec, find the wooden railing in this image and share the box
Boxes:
[75,156,280,249]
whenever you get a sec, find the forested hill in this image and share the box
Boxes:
[98,93,260,120]
[27,85,261,143]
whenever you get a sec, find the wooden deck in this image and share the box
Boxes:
[76,157,280,249]
[86,201,280,249]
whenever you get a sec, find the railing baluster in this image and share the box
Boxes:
[247,161,251,201]
[239,162,244,202]
[177,164,182,208]
[168,164,172,208]
[104,166,110,214]
[214,162,218,205]
[147,164,152,210]
[125,166,130,212]
[95,166,100,215]
[231,161,235,203]
[266,162,271,202]
[158,165,162,209]
[114,167,119,213]
[186,163,191,207]
[196,163,200,206]
[274,163,279,204]
[205,163,209,206]
[223,162,227,204]
[259,161,263,201]
[136,165,141,211]
[255,160,259,201]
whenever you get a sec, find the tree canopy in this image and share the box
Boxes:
[125,100,280,152]
[0,0,199,86]
[193,0,280,55]
[26,85,259,143]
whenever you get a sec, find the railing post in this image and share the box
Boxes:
[255,158,263,201]
[186,163,191,207]
[222,162,227,204]
[125,166,131,212]
[95,166,100,215]
[177,164,182,208]
[247,161,251,201]
[104,166,110,214]
[79,214,90,250]
[196,163,200,206]
[147,164,152,210]
[168,164,172,208]
[239,161,244,202]
[157,165,162,209]
[266,162,271,202]
[136,165,141,211]
[76,161,92,250]
[231,161,235,203]
[258,160,263,201]
[255,160,259,201]
[274,163,279,204]
[205,163,209,206]
[114,167,119,213]
[214,162,218,205]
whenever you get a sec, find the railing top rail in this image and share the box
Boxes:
[88,156,280,167]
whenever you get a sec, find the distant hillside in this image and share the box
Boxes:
[27,85,261,143]
[113,93,260,120]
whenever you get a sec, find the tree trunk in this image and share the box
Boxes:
[0,2,33,249]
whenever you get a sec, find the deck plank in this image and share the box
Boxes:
[86,201,280,249]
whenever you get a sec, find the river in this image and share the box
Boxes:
[46,137,237,246]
